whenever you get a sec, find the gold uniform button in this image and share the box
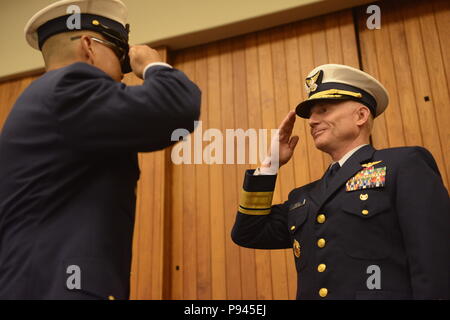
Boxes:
[319,288,328,298]
[317,264,327,272]
[290,226,296,231]
[317,214,326,224]
[317,238,326,248]
[360,193,368,201]
[108,295,115,301]
[362,209,369,216]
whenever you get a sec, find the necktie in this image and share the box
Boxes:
[323,162,341,189]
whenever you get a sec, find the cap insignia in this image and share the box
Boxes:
[305,70,323,94]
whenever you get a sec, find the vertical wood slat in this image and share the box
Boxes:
[206,44,228,300]
[219,39,243,300]
[231,39,257,300]
[180,49,199,300]
[194,45,212,300]
[433,0,450,91]
[243,33,273,300]
[169,49,185,300]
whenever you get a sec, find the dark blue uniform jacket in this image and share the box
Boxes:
[0,63,201,299]
[232,145,449,299]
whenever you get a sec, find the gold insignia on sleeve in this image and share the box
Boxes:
[238,190,274,215]
[361,160,383,168]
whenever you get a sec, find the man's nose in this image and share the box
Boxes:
[308,113,320,127]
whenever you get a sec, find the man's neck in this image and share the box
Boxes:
[46,60,86,72]
[328,138,370,162]
[46,64,70,72]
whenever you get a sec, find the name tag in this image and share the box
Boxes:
[289,199,306,211]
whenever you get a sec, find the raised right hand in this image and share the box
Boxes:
[262,111,300,169]
[129,45,163,79]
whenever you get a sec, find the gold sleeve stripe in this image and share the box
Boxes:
[238,206,271,216]
[239,190,274,209]
[309,89,362,100]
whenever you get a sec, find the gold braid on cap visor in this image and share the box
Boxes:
[309,89,363,100]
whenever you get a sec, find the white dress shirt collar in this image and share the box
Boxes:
[334,144,369,167]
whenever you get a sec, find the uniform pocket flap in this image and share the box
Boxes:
[342,191,391,218]
[288,205,309,234]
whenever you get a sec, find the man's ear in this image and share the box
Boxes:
[355,104,371,127]
[79,36,95,64]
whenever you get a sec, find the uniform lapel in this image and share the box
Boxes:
[317,145,376,209]
[307,179,323,207]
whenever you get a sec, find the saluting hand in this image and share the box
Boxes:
[262,111,300,169]
[129,45,163,79]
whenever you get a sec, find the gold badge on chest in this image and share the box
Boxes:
[293,239,301,258]
[361,160,383,168]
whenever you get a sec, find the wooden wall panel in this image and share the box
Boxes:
[243,34,273,300]
[206,44,228,300]
[357,0,450,189]
[169,9,360,300]
[127,48,169,300]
